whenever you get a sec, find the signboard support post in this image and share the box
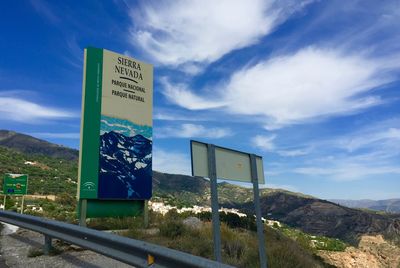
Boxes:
[250,154,267,268]
[79,199,87,227]
[20,196,25,214]
[143,200,149,228]
[207,144,222,262]
[3,195,6,210]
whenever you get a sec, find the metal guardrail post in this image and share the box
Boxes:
[44,235,53,255]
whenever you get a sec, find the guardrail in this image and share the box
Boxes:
[0,210,234,268]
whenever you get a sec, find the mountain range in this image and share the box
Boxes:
[330,199,400,214]
[1,129,400,246]
[0,130,78,160]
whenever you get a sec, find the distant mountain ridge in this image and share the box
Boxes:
[0,130,78,160]
[330,199,400,213]
[228,193,400,245]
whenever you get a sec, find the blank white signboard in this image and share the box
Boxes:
[191,141,265,184]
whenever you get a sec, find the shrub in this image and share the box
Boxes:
[159,220,186,239]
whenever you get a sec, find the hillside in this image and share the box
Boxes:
[0,146,78,195]
[330,199,400,214]
[0,130,78,160]
[229,192,400,245]
[153,171,313,207]
[1,130,400,248]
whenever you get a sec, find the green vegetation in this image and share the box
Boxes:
[27,248,44,258]
[275,223,347,252]
[0,146,78,196]
[121,210,334,268]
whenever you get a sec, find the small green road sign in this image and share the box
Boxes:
[3,174,28,195]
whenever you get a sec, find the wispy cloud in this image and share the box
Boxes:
[154,112,206,122]
[295,163,400,181]
[156,124,232,139]
[29,132,80,139]
[292,119,400,181]
[63,36,83,69]
[335,127,400,153]
[163,47,397,129]
[128,0,314,68]
[277,149,309,157]
[252,135,309,156]
[0,93,77,123]
[153,148,191,175]
[29,0,59,24]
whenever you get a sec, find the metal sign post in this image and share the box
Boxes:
[143,200,149,228]
[207,144,222,262]
[79,199,87,227]
[250,154,267,268]
[20,195,25,214]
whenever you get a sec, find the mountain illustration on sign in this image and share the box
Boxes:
[98,130,152,199]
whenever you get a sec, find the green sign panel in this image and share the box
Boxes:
[3,174,28,195]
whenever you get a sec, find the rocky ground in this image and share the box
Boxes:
[318,235,400,268]
[0,225,134,268]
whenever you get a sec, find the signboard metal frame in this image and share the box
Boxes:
[190,140,267,267]
[190,140,265,184]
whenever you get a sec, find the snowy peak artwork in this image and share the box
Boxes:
[98,115,152,199]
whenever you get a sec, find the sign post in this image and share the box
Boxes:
[250,154,268,268]
[191,141,267,267]
[207,144,222,262]
[20,195,25,214]
[78,47,153,221]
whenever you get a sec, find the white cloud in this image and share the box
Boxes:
[277,149,309,157]
[153,148,191,175]
[156,124,232,139]
[336,128,400,152]
[0,97,77,123]
[295,164,400,181]
[154,112,208,122]
[29,132,80,139]
[223,47,390,127]
[161,78,226,110]
[163,47,396,128]
[129,0,313,67]
[252,134,276,151]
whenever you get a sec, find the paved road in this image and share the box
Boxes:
[0,227,134,268]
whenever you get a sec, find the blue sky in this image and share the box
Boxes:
[0,0,399,200]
